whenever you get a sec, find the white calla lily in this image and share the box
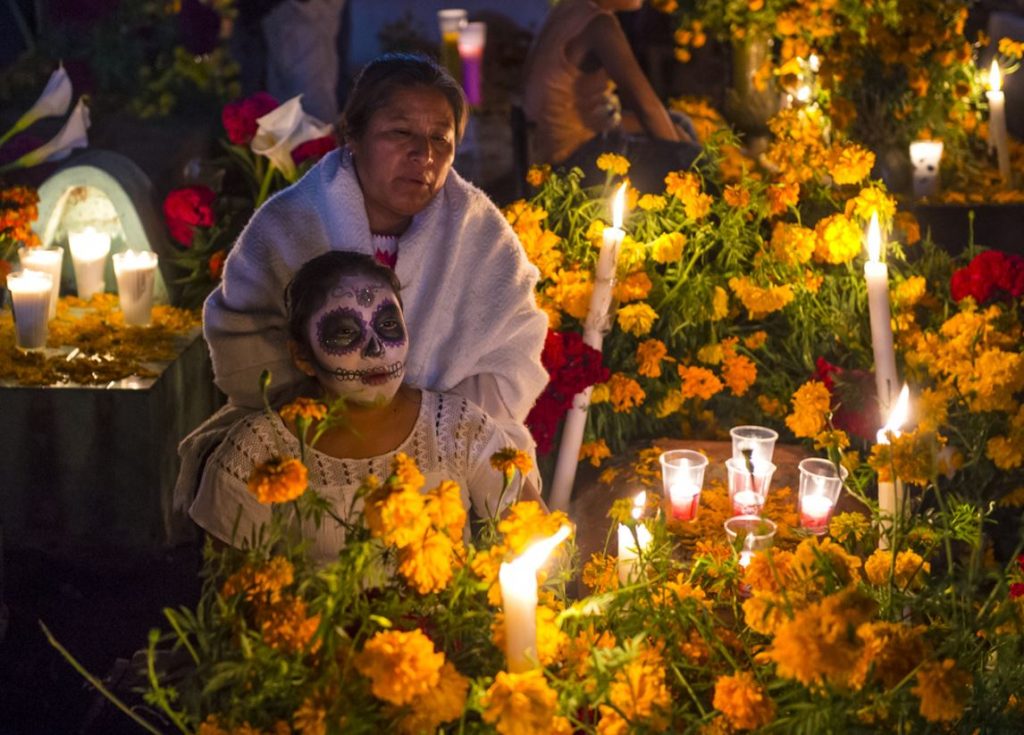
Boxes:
[6,97,90,170]
[250,95,333,180]
[0,65,73,147]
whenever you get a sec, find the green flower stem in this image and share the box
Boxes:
[164,610,200,664]
[670,662,708,717]
[255,162,277,208]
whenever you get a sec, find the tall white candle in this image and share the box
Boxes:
[18,246,63,319]
[876,384,909,550]
[68,227,111,299]
[112,250,159,326]
[7,269,54,350]
[617,491,653,583]
[987,60,1012,185]
[864,213,899,415]
[498,525,571,673]
[549,184,628,511]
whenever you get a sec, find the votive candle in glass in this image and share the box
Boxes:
[726,457,776,516]
[458,21,487,107]
[18,246,63,319]
[724,515,777,597]
[112,250,159,326]
[797,457,849,534]
[437,9,467,82]
[729,425,779,464]
[660,449,708,521]
[69,227,111,299]
[7,269,54,350]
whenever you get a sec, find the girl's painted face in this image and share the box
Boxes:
[304,275,408,406]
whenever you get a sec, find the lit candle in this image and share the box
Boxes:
[549,184,629,511]
[18,246,63,319]
[864,212,899,416]
[7,269,54,350]
[617,491,653,584]
[731,490,764,517]
[987,60,1012,185]
[660,449,708,522]
[800,494,834,533]
[725,457,775,516]
[458,21,487,107]
[112,250,159,326]
[498,525,571,673]
[437,9,467,82]
[876,384,910,550]
[669,482,700,521]
[68,227,111,299]
[797,457,847,535]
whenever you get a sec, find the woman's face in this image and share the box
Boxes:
[299,274,409,406]
[349,86,457,234]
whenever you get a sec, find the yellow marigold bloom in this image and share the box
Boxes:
[770,221,816,265]
[649,231,686,263]
[653,575,709,608]
[851,621,926,690]
[616,302,658,336]
[894,275,926,311]
[988,433,1024,470]
[398,661,469,735]
[743,549,795,595]
[398,531,458,594]
[829,512,870,544]
[518,226,564,282]
[498,501,572,554]
[711,285,729,320]
[365,483,429,549]
[845,186,896,224]
[744,330,767,350]
[470,545,506,606]
[482,670,560,735]
[504,200,547,234]
[728,276,795,319]
[354,629,444,706]
[742,593,790,636]
[636,338,669,378]
[590,382,610,404]
[723,184,751,208]
[766,180,800,215]
[827,143,875,185]
[596,152,630,175]
[612,271,652,303]
[912,659,971,723]
[258,596,321,654]
[638,193,666,211]
[869,430,938,485]
[678,364,724,401]
[582,552,619,593]
[586,219,606,244]
[757,394,785,417]
[999,36,1024,59]
[768,590,877,687]
[813,429,850,453]
[579,439,612,467]
[712,671,776,731]
[221,556,294,603]
[608,372,646,412]
[247,457,308,504]
[864,549,930,588]
[279,397,327,424]
[392,452,426,492]
[722,354,757,396]
[665,170,712,219]
[813,213,862,265]
[697,342,724,365]
[606,649,670,729]
[492,606,567,667]
[545,269,592,321]
[425,480,467,539]
[785,380,831,438]
[657,389,685,417]
[525,164,551,187]
[792,536,862,587]
[565,625,617,677]
[491,447,534,480]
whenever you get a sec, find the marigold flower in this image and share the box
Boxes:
[605,648,670,728]
[829,512,870,544]
[664,170,712,219]
[649,231,686,263]
[504,200,548,234]
[728,276,795,319]
[827,143,875,185]
[722,354,757,396]
[676,364,723,401]
[723,184,751,208]
[712,671,776,731]
[813,213,861,265]
[579,439,611,467]
[482,670,560,735]
[785,380,832,438]
[865,549,930,588]
[590,382,611,404]
[354,629,444,706]
[279,397,327,424]
[364,483,429,549]
[851,621,925,690]
[398,531,458,594]
[525,164,551,187]
[545,268,593,320]
[392,452,425,492]
[711,285,729,320]
[612,271,652,303]
[498,501,572,554]
[845,186,896,224]
[247,457,308,504]
[491,447,534,480]
[638,193,666,211]
[757,394,785,417]
[912,659,971,723]
[397,661,469,734]
[894,210,921,245]
[616,302,658,336]
[425,480,467,538]
[607,372,646,412]
[596,152,630,175]
[221,556,294,602]
[258,595,321,654]
[636,338,669,378]
[470,545,507,606]
[766,180,800,215]
[770,221,816,265]
[698,342,724,365]
[582,552,619,593]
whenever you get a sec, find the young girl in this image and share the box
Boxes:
[189,251,534,562]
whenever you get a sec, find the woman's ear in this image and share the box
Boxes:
[288,339,318,377]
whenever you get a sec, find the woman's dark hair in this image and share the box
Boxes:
[285,251,403,347]
[339,52,468,144]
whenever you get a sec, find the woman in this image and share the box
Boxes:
[521,0,700,190]
[190,251,532,562]
[177,54,548,512]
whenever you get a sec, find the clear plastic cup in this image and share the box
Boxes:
[660,449,708,521]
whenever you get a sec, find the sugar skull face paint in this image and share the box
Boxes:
[306,276,407,405]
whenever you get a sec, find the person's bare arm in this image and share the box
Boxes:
[583,14,693,143]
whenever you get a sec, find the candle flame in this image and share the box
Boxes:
[881,383,911,438]
[631,491,646,520]
[989,60,1003,93]
[612,183,627,230]
[808,53,820,72]
[796,84,812,103]
[508,525,572,573]
[866,212,882,263]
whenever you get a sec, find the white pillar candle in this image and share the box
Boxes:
[498,525,571,673]
[68,227,111,300]
[549,184,628,511]
[909,140,944,199]
[112,250,159,326]
[987,60,1012,185]
[864,213,899,416]
[876,384,910,550]
[617,491,652,584]
[18,246,63,319]
[7,269,54,350]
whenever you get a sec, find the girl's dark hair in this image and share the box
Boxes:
[285,251,403,346]
[339,52,468,144]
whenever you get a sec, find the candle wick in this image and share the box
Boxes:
[742,447,755,485]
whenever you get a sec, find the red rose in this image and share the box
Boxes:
[163,186,216,246]
[291,135,338,166]
[221,92,279,146]
[1011,582,1024,599]
[209,250,226,280]
[950,250,1024,304]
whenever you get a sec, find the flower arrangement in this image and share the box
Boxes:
[49,387,1024,733]
[163,93,337,307]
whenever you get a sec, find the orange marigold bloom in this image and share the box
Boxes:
[678,364,724,401]
[894,210,921,245]
[355,629,444,706]
[579,439,612,467]
[582,552,619,593]
[397,661,469,735]
[364,483,429,549]
[912,659,971,723]
[221,556,294,602]
[713,671,776,731]
[247,457,308,504]
[785,380,832,438]
[607,372,646,412]
[258,595,321,654]
[636,338,669,378]
[398,531,459,594]
[391,452,426,492]
[498,501,571,554]
[525,164,551,187]
[279,397,327,424]
[482,670,560,735]
[723,184,751,208]
[766,180,800,215]
[612,271,653,303]
[770,221,816,265]
[721,354,757,396]
[813,213,862,265]
[827,143,875,185]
